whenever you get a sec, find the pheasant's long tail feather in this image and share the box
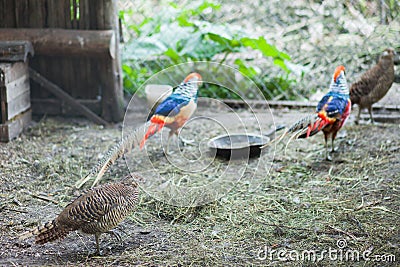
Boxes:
[75,121,153,189]
[261,114,327,149]
[19,220,70,245]
[139,121,164,149]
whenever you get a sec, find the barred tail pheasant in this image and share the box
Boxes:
[350,48,396,124]
[19,174,140,254]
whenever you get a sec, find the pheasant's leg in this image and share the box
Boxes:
[177,130,195,146]
[324,133,331,161]
[331,132,338,153]
[368,106,374,124]
[95,233,101,255]
[165,131,175,155]
[355,106,361,125]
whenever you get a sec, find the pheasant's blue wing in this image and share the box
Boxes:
[317,93,348,117]
[154,95,190,117]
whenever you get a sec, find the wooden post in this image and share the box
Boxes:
[98,0,124,122]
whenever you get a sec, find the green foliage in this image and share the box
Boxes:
[257,75,299,100]
[120,1,298,99]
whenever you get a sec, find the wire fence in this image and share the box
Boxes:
[117,0,399,101]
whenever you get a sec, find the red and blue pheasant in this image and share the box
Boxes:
[262,66,351,160]
[75,72,203,188]
[140,72,203,152]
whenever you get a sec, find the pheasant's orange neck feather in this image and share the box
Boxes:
[333,65,345,82]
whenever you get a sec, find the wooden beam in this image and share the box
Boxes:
[0,28,115,58]
[0,41,34,62]
[31,98,101,116]
[211,99,400,111]
[29,68,110,126]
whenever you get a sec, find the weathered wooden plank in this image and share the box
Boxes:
[28,0,46,27]
[96,0,105,29]
[1,0,15,27]
[0,28,115,57]
[29,68,109,125]
[0,64,4,123]
[46,0,57,27]
[0,109,31,142]
[71,0,79,29]
[31,98,61,115]
[60,0,68,28]
[80,0,90,29]
[31,98,101,115]
[0,41,34,62]
[15,0,30,27]
[4,90,30,120]
[64,0,72,28]
[99,56,124,122]
[0,101,5,123]
[98,0,123,122]
[0,0,4,27]
[62,99,101,115]
[0,62,28,84]
[3,74,30,103]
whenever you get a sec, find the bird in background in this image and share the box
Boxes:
[19,174,141,255]
[350,48,396,124]
[261,65,351,160]
[75,72,202,189]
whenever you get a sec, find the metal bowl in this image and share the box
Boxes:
[207,126,285,160]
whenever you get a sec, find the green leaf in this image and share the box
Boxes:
[234,59,259,78]
[123,37,168,59]
[164,48,181,63]
[273,58,290,73]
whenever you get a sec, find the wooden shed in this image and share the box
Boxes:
[0,0,124,123]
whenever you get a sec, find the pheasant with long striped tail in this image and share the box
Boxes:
[261,66,351,160]
[75,73,202,188]
[19,174,140,255]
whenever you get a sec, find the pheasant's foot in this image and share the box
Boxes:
[178,136,195,146]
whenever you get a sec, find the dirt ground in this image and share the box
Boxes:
[0,99,399,266]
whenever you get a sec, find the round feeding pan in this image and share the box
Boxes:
[208,125,285,160]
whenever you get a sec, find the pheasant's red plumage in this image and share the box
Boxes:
[139,116,165,149]
[75,73,202,189]
[262,66,350,160]
[139,72,202,150]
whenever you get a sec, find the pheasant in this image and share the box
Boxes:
[261,65,351,160]
[350,48,396,124]
[75,72,202,188]
[19,174,140,255]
